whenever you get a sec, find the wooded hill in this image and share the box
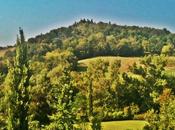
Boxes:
[1,20,175,130]
[1,19,175,60]
[27,19,175,58]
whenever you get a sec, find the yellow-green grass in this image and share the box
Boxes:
[0,47,15,57]
[102,120,148,130]
[165,57,175,75]
[78,56,175,73]
[0,50,6,57]
[75,120,148,130]
[78,56,140,72]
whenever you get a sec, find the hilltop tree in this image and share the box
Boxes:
[4,28,30,130]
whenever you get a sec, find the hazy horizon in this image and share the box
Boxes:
[1,0,175,46]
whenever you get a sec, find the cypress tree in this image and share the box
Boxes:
[5,28,30,130]
[86,73,93,118]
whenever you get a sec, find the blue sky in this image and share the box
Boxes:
[0,0,175,46]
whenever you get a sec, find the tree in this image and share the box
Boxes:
[5,28,30,130]
[146,89,175,130]
[29,62,51,128]
[46,65,76,130]
[158,89,175,130]
[107,59,121,110]
[85,59,109,130]
[121,55,168,112]
[161,44,174,56]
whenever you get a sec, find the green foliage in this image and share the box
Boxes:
[161,44,174,56]
[146,89,175,130]
[2,20,175,129]
[85,59,109,130]
[46,66,77,130]
[4,29,30,130]
[120,55,169,112]
[89,115,102,130]
[29,65,50,127]
[45,49,78,70]
[27,20,175,59]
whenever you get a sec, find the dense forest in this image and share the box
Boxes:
[1,20,175,130]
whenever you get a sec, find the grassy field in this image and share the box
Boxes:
[78,56,175,75]
[0,47,15,58]
[78,56,140,72]
[76,120,148,130]
[102,120,148,130]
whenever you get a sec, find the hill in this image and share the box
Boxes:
[1,22,175,129]
[27,19,175,59]
[1,19,175,60]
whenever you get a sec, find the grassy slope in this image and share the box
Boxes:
[76,120,148,130]
[165,57,175,76]
[78,56,175,75]
[78,56,140,72]
[0,47,15,58]
[102,120,148,130]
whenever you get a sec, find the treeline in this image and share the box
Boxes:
[1,29,175,130]
[26,19,175,59]
[2,19,175,61]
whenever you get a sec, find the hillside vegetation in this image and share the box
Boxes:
[1,19,175,61]
[78,56,175,74]
[78,56,140,71]
[27,19,175,60]
[1,21,175,130]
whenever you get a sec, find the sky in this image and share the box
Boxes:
[1,0,175,46]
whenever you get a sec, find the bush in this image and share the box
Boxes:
[104,110,134,121]
[142,125,152,130]
[133,114,146,120]
[112,111,124,120]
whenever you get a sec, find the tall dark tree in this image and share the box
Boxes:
[85,72,93,118]
[5,28,30,130]
[85,59,109,130]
